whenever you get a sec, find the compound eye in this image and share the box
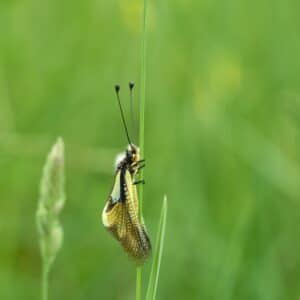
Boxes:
[126,150,132,159]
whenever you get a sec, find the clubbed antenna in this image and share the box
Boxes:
[129,81,135,90]
[115,84,132,146]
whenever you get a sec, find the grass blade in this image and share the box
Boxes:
[136,0,148,298]
[146,195,168,300]
[138,0,148,221]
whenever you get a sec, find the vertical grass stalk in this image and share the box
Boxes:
[36,138,66,300]
[139,0,148,216]
[146,196,168,300]
[42,263,50,300]
[136,0,148,299]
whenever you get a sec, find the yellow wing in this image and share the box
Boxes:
[102,169,151,263]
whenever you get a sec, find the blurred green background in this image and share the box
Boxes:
[1,0,300,299]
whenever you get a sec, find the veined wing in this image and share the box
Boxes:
[102,169,151,263]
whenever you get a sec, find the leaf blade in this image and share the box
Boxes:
[146,195,168,300]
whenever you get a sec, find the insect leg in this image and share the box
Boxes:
[131,159,146,168]
[137,164,145,171]
[133,179,145,185]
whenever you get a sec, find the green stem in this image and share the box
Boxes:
[139,0,148,218]
[42,261,49,300]
[136,0,148,300]
[136,266,142,300]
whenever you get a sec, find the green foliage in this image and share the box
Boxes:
[146,196,167,300]
[136,0,148,298]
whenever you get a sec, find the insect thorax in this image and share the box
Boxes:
[115,144,140,175]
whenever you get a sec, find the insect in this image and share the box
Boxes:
[102,83,151,264]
